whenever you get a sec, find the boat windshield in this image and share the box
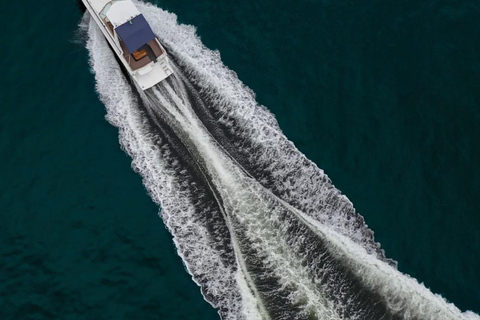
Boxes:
[99,0,126,19]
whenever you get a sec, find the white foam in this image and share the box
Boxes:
[135,1,389,262]
[275,195,480,320]
[147,84,342,319]
[83,2,480,319]
[84,17,250,320]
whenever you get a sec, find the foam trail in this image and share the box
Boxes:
[143,76,476,320]
[82,2,480,320]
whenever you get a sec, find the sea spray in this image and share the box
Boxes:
[83,2,480,319]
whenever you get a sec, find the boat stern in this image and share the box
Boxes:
[133,56,173,90]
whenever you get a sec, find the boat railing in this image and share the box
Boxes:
[84,0,124,56]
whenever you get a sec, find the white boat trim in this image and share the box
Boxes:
[82,0,174,90]
[105,1,140,27]
[89,0,111,13]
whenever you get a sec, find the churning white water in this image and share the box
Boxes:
[82,2,480,319]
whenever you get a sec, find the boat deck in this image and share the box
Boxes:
[120,39,164,71]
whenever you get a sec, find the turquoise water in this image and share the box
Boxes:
[1,0,479,319]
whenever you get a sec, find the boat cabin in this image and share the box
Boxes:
[96,0,164,71]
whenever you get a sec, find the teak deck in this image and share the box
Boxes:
[120,39,163,71]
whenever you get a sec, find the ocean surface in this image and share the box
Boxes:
[1,0,479,319]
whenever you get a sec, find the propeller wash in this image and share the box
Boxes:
[82,1,479,319]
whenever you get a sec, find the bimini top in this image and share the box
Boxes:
[115,14,156,53]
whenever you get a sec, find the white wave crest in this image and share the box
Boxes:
[82,2,480,319]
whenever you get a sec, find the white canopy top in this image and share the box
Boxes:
[105,1,141,27]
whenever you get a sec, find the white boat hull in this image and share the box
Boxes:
[82,0,173,90]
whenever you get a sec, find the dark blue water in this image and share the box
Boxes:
[0,0,479,318]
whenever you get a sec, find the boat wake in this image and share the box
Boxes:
[82,2,479,319]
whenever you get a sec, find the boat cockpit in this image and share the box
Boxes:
[98,0,163,71]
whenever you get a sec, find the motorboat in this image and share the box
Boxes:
[82,0,173,90]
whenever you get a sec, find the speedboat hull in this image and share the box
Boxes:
[82,0,173,90]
